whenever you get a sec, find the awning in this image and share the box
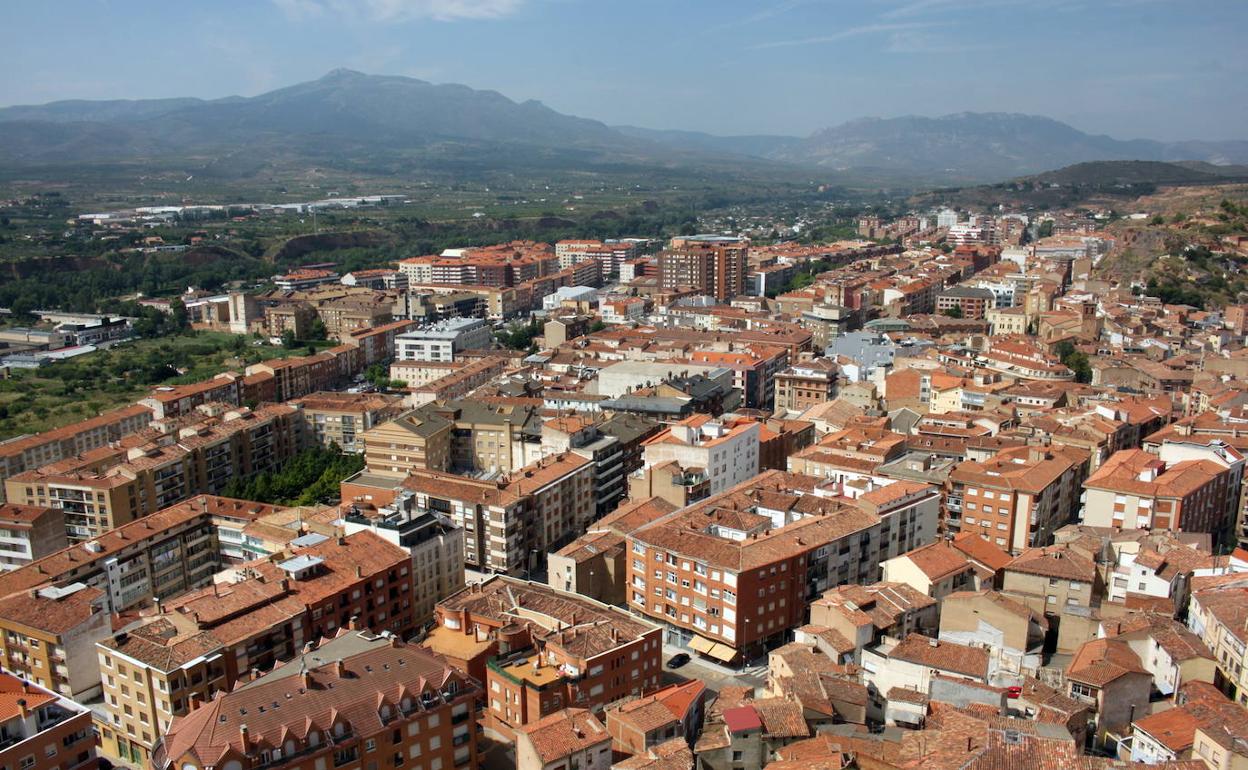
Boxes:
[706,643,739,663]
[688,635,716,655]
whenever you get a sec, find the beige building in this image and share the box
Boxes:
[0,584,110,701]
[627,461,710,509]
[881,540,979,599]
[5,404,303,541]
[359,408,453,477]
[0,404,152,502]
[939,590,1047,675]
[515,709,611,770]
[402,451,594,575]
[807,582,937,662]
[0,503,67,569]
[1002,545,1102,622]
[292,391,404,453]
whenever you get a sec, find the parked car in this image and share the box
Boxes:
[667,653,691,669]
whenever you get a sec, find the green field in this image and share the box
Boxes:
[0,331,336,439]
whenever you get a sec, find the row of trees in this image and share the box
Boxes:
[221,444,364,506]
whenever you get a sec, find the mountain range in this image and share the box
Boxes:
[2,69,1247,186]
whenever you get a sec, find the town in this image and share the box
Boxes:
[0,190,1244,770]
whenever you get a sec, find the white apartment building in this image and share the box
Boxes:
[642,416,759,495]
[395,317,492,362]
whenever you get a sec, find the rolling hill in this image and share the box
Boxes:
[2,72,1247,190]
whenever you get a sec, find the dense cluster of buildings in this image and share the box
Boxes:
[4,218,1248,770]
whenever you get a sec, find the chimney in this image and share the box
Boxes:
[355,565,363,578]
[16,699,27,719]
[349,615,360,631]
[239,724,249,749]
[334,659,347,678]
[189,693,202,710]
[338,536,346,546]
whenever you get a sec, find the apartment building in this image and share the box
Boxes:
[642,415,759,496]
[153,632,480,770]
[935,286,996,319]
[5,404,303,541]
[658,236,748,301]
[0,671,98,770]
[358,409,453,478]
[547,497,678,606]
[540,416,628,518]
[424,576,662,740]
[947,445,1089,553]
[0,496,283,619]
[292,392,404,453]
[0,404,152,502]
[0,584,110,701]
[404,356,510,406]
[401,451,593,575]
[1187,576,1248,704]
[0,503,67,570]
[342,491,464,625]
[627,462,710,509]
[625,471,939,663]
[416,401,545,475]
[686,347,787,410]
[881,540,979,599]
[555,238,642,275]
[139,376,241,420]
[1145,414,1248,549]
[774,358,839,415]
[1084,444,1244,542]
[395,317,493,362]
[786,426,908,484]
[95,530,415,766]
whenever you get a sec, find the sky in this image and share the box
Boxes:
[2,0,1246,141]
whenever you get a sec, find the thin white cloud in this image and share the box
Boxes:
[750,21,938,50]
[272,0,524,22]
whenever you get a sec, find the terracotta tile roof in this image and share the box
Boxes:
[0,583,104,635]
[612,738,694,770]
[889,634,989,680]
[751,697,810,739]
[438,575,656,660]
[630,470,880,572]
[1066,638,1146,687]
[516,708,609,763]
[160,639,475,768]
[1133,707,1198,753]
[1084,448,1229,499]
[896,540,975,582]
[1005,545,1097,582]
[0,671,57,721]
[950,531,1012,572]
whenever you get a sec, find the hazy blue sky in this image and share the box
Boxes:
[3,0,1245,140]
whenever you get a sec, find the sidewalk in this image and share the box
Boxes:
[662,642,767,684]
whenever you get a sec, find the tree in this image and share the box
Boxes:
[309,317,328,341]
[1055,340,1092,384]
[942,306,963,319]
[280,329,297,349]
[170,298,189,332]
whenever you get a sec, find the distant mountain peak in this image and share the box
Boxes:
[320,68,367,80]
